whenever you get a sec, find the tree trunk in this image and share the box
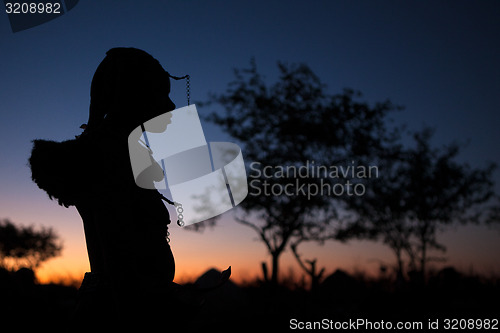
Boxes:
[271,252,280,285]
[418,223,430,282]
[395,248,405,282]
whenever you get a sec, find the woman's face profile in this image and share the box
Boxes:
[144,111,173,133]
[140,77,176,133]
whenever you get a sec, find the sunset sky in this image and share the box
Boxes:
[0,1,499,285]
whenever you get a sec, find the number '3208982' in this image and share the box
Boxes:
[443,319,498,330]
[5,2,61,14]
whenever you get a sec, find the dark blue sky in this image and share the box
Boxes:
[0,1,499,279]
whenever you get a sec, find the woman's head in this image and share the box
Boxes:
[87,48,176,134]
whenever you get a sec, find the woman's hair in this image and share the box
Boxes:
[86,47,171,134]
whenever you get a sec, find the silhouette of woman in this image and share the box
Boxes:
[29,48,190,328]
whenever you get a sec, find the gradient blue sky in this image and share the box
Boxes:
[0,1,499,282]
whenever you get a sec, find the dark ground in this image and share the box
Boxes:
[1,266,498,332]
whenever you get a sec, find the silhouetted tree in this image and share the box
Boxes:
[0,218,62,270]
[337,128,496,280]
[204,59,400,285]
[290,239,325,290]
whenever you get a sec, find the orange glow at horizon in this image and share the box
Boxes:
[3,193,500,287]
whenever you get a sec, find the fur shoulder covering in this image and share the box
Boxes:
[29,139,84,207]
